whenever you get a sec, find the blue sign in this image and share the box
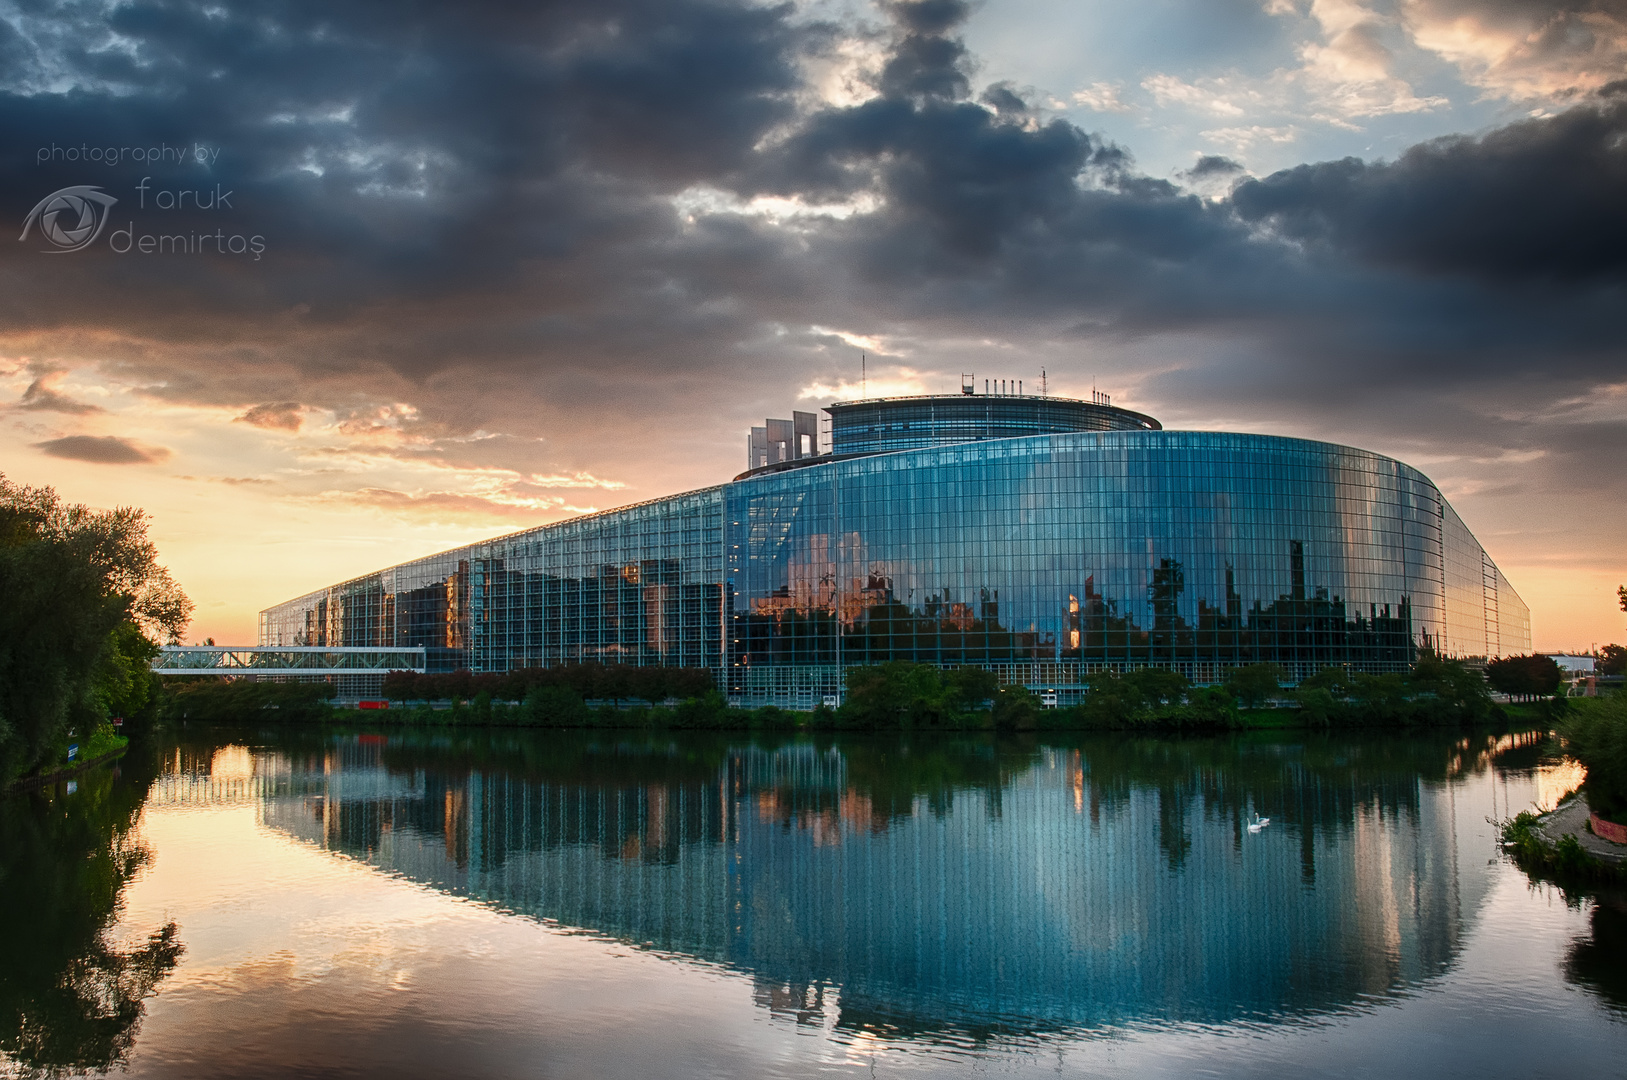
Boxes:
[67,744,78,761]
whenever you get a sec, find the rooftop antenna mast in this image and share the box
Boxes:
[1041,368,1047,397]
[862,352,866,398]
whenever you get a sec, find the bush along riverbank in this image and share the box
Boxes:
[1502,807,1627,891]
[1500,693,1627,893]
[161,652,1519,733]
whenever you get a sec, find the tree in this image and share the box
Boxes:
[839,662,994,728]
[1599,645,1627,678]
[992,685,1039,731]
[1123,668,1190,706]
[1224,663,1287,708]
[1485,654,1563,700]
[0,476,191,784]
[1559,696,1627,820]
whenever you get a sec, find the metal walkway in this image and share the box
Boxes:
[152,645,427,675]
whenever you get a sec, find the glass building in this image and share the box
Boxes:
[260,392,1529,705]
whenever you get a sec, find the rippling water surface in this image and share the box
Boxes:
[1,726,1622,1078]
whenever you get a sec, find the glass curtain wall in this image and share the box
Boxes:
[725,431,1530,705]
[261,430,1527,698]
[470,488,725,673]
[258,548,474,672]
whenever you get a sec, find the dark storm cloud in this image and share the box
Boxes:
[0,0,1621,513]
[1185,155,1244,179]
[34,434,171,463]
[1231,95,1627,282]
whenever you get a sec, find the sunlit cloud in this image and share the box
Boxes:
[798,365,932,401]
[1404,0,1627,102]
[1071,82,1133,113]
[316,486,601,526]
[235,402,304,431]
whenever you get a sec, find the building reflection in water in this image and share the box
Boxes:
[237,734,1512,1038]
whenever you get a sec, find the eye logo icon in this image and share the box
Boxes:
[20,186,119,253]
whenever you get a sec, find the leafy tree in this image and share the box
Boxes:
[1559,696,1627,820]
[162,679,333,721]
[1076,670,1147,725]
[1347,671,1410,717]
[1408,648,1493,719]
[520,684,592,727]
[0,476,191,784]
[992,685,1040,731]
[1599,644,1627,678]
[841,662,958,727]
[1485,654,1563,699]
[1074,669,1198,727]
[95,621,163,733]
[839,662,994,728]
[1123,668,1190,706]
[943,666,999,712]
[1224,663,1287,708]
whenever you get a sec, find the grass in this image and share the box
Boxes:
[60,726,128,770]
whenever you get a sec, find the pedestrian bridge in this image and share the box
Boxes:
[151,645,427,675]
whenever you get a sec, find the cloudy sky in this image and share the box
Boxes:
[2,0,1623,649]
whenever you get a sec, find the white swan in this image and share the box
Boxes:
[1248,813,1271,833]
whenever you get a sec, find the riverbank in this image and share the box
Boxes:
[1535,799,1627,866]
[4,737,129,795]
[161,691,1552,734]
[162,655,1539,733]
[1504,797,1627,888]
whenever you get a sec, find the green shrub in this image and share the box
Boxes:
[1224,663,1286,708]
[520,684,593,727]
[992,686,1039,731]
[1560,696,1627,820]
[162,679,334,721]
[838,662,990,729]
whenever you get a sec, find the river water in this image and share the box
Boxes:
[1,726,1621,1078]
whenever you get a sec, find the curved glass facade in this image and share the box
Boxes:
[825,393,1158,458]
[725,430,1528,704]
[261,405,1528,702]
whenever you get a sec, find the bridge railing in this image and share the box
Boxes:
[152,645,427,675]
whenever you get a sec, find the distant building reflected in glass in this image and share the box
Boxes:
[242,733,1507,1037]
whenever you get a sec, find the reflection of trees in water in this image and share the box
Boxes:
[1564,892,1627,1016]
[0,752,181,1075]
[1049,733,1474,875]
